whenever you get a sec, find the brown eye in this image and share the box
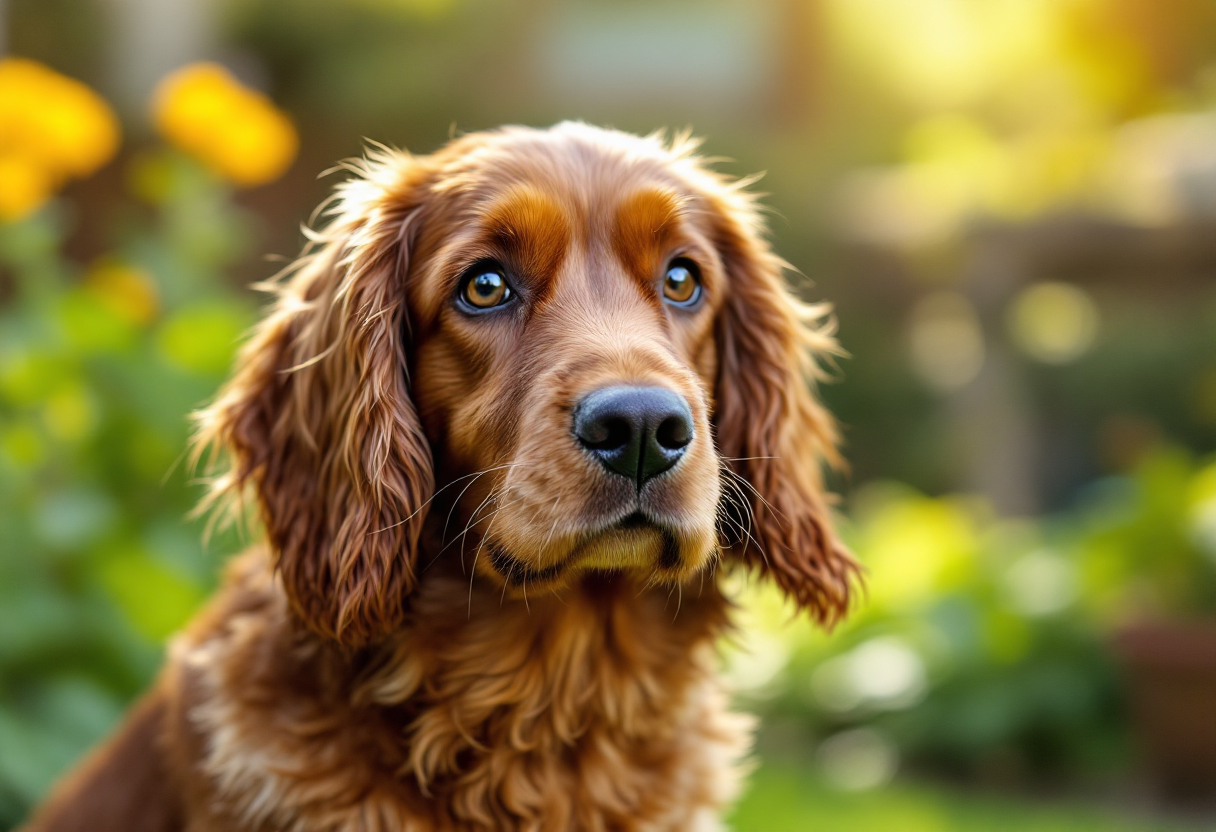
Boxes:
[460,265,512,310]
[663,258,701,306]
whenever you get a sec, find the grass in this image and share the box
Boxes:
[728,764,1203,832]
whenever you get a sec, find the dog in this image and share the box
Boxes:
[22,122,859,832]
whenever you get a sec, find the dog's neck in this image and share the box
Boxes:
[357,563,732,770]
[364,564,736,820]
[185,547,743,829]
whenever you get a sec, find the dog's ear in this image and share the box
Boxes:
[708,187,860,626]
[194,153,434,647]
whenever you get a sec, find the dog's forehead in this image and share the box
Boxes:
[432,127,701,234]
[404,125,728,324]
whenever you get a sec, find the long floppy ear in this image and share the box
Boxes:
[710,187,860,626]
[194,154,434,647]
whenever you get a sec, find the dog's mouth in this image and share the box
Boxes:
[485,511,683,588]
[615,510,654,531]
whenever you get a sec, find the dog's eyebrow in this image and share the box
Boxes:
[479,185,571,283]
[612,188,689,281]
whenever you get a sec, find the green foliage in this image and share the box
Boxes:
[729,763,1197,832]
[730,453,1216,791]
[0,152,255,827]
[1076,451,1216,617]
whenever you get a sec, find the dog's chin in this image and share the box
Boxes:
[575,522,672,571]
[483,514,714,591]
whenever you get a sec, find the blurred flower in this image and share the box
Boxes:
[0,155,54,221]
[85,261,160,326]
[907,291,985,391]
[152,63,298,187]
[0,58,120,220]
[1007,282,1099,364]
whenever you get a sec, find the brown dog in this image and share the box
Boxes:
[22,123,858,832]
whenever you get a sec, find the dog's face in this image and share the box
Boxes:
[198,123,858,645]
[407,139,729,589]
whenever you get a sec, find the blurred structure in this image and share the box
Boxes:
[101,0,215,115]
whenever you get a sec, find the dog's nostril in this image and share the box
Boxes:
[582,416,631,451]
[573,386,694,488]
[655,415,691,450]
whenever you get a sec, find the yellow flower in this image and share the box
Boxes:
[152,63,298,187]
[0,58,120,219]
[85,260,160,325]
[0,153,54,221]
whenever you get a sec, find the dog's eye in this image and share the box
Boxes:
[459,264,512,310]
[662,258,701,306]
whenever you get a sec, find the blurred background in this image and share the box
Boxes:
[2,0,1216,829]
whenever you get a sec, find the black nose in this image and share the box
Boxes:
[573,386,694,488]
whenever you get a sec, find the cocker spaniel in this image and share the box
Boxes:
[23,122,859,832]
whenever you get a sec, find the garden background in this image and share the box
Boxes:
[2,0,1216,829]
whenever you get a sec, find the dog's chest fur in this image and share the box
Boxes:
[167,550,752,832]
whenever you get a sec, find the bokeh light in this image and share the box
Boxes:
[907,292,986,391]
[817,727,900,792]
[1007,281,1100,365]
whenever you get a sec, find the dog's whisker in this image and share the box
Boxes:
[468,496,507,618]
[500,562,514,606]
[546,586,569,608]
[725,467,788,527]
[455,490,500,576]
[440,461,528,541]
[540,496,563,552]
[719,467,766,565]
[453,477,516,537]
[421,495,509,577]
[370,461,526,535]
[720,466,770,566]
[423,487,501,577]
[454,493,523,553]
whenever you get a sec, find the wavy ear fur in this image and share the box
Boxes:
[194,153,434,647]
[709,185,860,626]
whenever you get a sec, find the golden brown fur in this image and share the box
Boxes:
[21,123,859,832]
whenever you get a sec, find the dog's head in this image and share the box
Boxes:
[196,123,859,646]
